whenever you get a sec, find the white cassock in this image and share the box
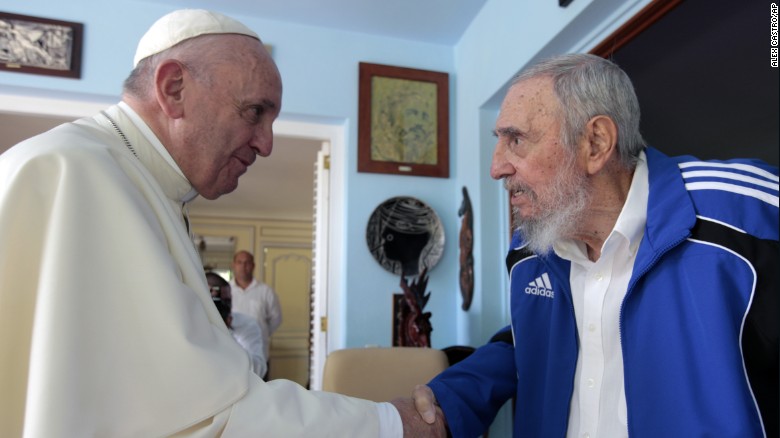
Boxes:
[0,103,390,437]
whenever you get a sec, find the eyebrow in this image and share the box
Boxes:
[493,127,523,138]
[236,97,278,112]
[260,98,277,110]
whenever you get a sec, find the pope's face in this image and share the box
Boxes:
[177,37,282,200]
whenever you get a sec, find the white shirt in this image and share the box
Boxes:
[230,312,268,378]
[554,152,648,438]
[230,278,283,358]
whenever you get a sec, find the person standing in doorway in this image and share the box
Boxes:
[230,250,282,379]
[207,271,267,379]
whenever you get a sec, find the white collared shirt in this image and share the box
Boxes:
[554,152,648,438]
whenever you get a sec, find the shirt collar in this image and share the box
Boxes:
[612,150,648,254]
[117,101,199,202]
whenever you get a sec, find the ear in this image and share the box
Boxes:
[581,115,618,175]
[154,60,187,119]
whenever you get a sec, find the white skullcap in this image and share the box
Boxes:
[133,9,259,67]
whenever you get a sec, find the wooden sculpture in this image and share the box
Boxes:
[396,267,432,348]
[458,186,474,311]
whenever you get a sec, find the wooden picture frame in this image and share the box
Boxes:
[0,12,83,79]
[358,62,449,178]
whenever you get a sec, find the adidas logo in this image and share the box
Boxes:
[525,272,554,298]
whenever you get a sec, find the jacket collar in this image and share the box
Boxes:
[507,147,698,280]
[632,146,697,277]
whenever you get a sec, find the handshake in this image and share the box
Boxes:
[391,385,448,437]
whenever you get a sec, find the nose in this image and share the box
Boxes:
[250,124,274,157]
[489,141,514,180]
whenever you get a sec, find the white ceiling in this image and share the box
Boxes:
[0,2,488,220]
[138,0,489,45]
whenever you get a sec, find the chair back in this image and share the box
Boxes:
[321,347,449,402]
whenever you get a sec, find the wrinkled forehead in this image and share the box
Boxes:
[505,77,558,110]
[225,38,281,89]
[497,77,560,129]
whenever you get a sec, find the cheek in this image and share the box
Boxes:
[188,145,236,194]
[531,148,565,181]
[504,151,532,177]
[510,155,551,186]
[535,161,559,181]
[200,151,227,179]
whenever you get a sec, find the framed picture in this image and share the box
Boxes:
[358,62,449,178]
[0,12,83,79]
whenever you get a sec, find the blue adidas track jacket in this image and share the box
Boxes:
[429,147,778,437]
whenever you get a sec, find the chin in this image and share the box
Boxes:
[204,179,239,200]
[199,192,220,200]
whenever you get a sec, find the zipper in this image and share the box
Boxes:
[618,231,689,436]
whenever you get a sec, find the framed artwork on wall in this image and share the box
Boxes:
[0,11,83,79]
[358,62,449,178]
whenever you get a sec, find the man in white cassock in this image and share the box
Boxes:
[0,9,442,438]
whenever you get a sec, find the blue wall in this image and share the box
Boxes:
[0,0,652,354]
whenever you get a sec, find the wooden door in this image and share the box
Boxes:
[263,245,312,386]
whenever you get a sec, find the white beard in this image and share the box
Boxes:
[508,154,590,255]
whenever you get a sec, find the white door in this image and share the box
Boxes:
[309,142,330,390]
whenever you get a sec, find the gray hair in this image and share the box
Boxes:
[512,53,645,168]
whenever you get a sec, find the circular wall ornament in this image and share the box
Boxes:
[366,196,445,276]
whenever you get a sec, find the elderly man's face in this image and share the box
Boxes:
[490,77,590,252]
[176,36,283,200]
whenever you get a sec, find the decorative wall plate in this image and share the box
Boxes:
[366,196,444,276]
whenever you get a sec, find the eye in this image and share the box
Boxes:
[500,133,521,152]
[241,106,264,124]
[507,132,530,153]
[494,128,524,152]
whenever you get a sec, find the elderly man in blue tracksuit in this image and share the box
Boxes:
[398,54,778,438]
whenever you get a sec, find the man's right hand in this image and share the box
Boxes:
[412,385,439,424]
[389,384,447,437]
